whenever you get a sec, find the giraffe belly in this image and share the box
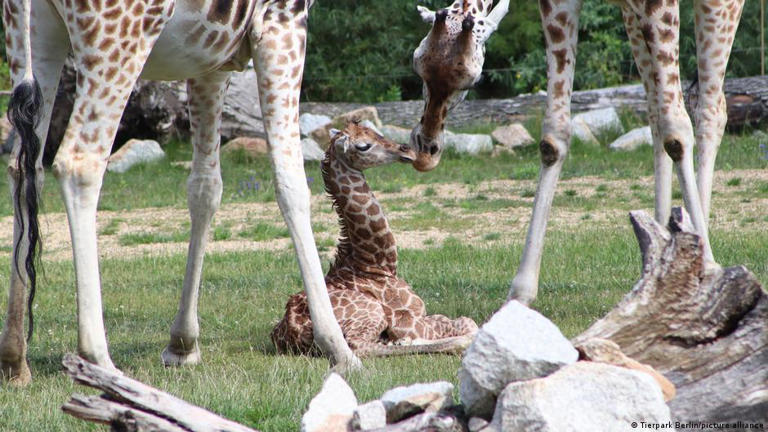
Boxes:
[141,0,252,81]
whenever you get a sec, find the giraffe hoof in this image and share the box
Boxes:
[330,354,363,376]
[0,359,31,387]
[161,343,201,367]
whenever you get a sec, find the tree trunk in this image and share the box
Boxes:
[574,208,768,426]
[61,354,259,432]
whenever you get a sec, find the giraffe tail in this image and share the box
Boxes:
[356,334,475,357]
[7,0,44,342]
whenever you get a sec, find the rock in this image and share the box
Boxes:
[381,124,412,145]
[300,113,331,137]
[301,373,358,432]
[380,381,454,424]
[468,417,490,432]
[574,338,676,402]
[609,126,653,151]
[107,139,165,173]
[332,106,383,130]
[221,137,269,158]
[572,107,624,139]
[445,134,493,155]
[301,138,325,161]
[309,126,332,150]
[459,300,578,419]
[571,117,599,145]
[489,362,671,431]
[491,123,535,149]
[351,400,387,431]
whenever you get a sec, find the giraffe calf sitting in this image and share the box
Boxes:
[271,123,477,356]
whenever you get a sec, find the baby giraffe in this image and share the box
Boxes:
[271,123,477,356]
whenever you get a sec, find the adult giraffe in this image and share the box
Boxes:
[411,0,743,304]
[1,0,360,385]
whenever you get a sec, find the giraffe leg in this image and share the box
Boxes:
[631,0,713,262]
[162,72,229,366]
[693,0,745,224]
[0,0,69,385]
[621,7,672,224]
[509,0,582,305]
[51,5,172,368]
[250,2,360,372]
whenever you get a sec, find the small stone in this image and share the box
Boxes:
[301,138,325,161]
[489,362,671,431]
[491,123,535,149]
[380,381,454,423]
[300,113,332,137]
[445,134,493,155]
[609,126,653,151]
[468,417,490,432]
[351,400,387,431]
[381,125,412,145]
[221,136,269,158]
[459,300,578,419]
[107,139,165,173]
[575,338,676,401]
[301,373,358,432]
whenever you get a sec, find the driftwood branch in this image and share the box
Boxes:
[575,208,768,424]
[61,354,258,432]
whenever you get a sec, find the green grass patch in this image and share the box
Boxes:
[119,230,189,246]
[238,222,291,242]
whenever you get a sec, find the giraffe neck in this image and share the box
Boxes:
[322,149,397,276]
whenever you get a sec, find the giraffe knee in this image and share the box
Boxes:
[663,138,684,162]
[539,136,567,167]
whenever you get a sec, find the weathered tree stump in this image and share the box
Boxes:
[574,208,767,425]
[61,354,258,432]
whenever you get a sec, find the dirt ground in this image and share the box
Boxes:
[1,169,765,263]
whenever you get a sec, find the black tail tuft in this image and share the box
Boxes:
[7,78,44,343]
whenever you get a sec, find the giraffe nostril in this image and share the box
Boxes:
[429,145,439,155]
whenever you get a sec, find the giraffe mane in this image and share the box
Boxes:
[321,145,353,273]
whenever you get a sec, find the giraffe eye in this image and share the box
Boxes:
[355,143,372,152]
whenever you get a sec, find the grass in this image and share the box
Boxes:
[0,126,766,431]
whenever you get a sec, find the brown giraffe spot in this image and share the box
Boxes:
[539,0,552,17]
[656,51,675,65]
[659,28,675,43]
[645,0,664,16]
[552,48,568,74]
[546,24,565,44]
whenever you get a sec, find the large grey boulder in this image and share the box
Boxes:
[609,126,652,151]
[301,138,325,161]
[300,113,332,137]
[107,139,165,173]
[573,107,623,135]
[301,373,358,432]
[459,301,578,419]
[488,362,671,431]
[445,133,493,155]
[380,381,454,423]
[491,123,535,149]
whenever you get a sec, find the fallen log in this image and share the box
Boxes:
[574,208,768,425]
[61,354,258,432]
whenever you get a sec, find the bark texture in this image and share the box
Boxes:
[574,208,767,426]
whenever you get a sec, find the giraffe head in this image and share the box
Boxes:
[410,0,508,171]
[329,123,416,171]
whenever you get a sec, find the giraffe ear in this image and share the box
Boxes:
[329,128,342,140]
[331,129,350,152]
[417,5,436,24]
